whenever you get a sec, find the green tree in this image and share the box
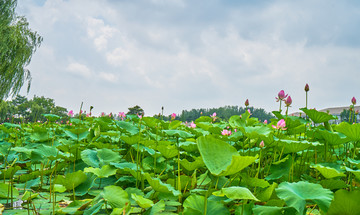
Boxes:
[127,105,144,116]
[0,0,42,99]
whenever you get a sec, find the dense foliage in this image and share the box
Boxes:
[1,105,360,214]
[0,0,42,99]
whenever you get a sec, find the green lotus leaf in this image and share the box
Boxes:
[300,108,336,123]
[316,130,349,145]
[81,149,100,168]
[53,184,66,193]
[64,128,89,141]
[169,120,181,129]
[103,185,129,209]
[145,200,165,215]
[0,183,19,198]
[183,194,230,215]
[311,164,346,179]
[276,139,312,154]
[21,191,39,201]
[265,155,292,180]
[343,166,360,180]
[115,121,139,135]
[240,174,270,188]
[157,144,178,159]
[163,130,193,139]
[320,179,347,191]
[229,115,246,128]
[54,170,87,191]
[276,181,333,215]
[180,157,205,171]
[252,206,297,215]
[197,135,256,176]
[97,148,121,166]
[144,173,180,196]
[131,193,154,209]
[43,114,60,122]
[242,126,272,139]
[110,162,137,171]
[179,141,198,152]
[84,165,117,178]
[347,158,360,169]
[327,189,360,215]
[335,122,360,142]
[212,186,259,201]
[257,183,278,202]
[83,199,104,215]
[195,116,213,123]
[121,135,141,145]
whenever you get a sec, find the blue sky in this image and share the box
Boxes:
[16,0,360,116]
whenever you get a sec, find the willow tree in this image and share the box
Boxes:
[0,0,42,99]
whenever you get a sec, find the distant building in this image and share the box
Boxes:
[291,106,360,124]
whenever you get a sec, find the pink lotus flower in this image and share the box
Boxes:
[221,129,232,136]
[259,140,265,148]
[68,110,74,117]
[137,114,143,119]
[80,110,83,114]
[272,119,287,130]
[275,90,288,102]
[101,112,105,117]
[189,121,196,128]
[171,113,176,120]
[285,96,292,107]
[247,109,251,114]
[352,97,356,105]
[118,112,126,119]
[264,120,268,124]
[86,113,90,117]
[211,112,216,118]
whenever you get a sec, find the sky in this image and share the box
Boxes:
[15,0,360,117]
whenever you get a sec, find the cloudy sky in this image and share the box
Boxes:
[16,0,360,116]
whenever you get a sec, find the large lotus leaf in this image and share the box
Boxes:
[311,164,346,179]
[285,116,305,130]
[265,156,292,180]
[157,144,178,159]
[163,130,193,139]
[320,179,347,191]
[343,166,360,180]
[253,206,297,215]
[169,120,181,130]
[316,130,349,145]
[213,186,259,201]
[144,173,180,196]
[240,174,270,188]
[335,122,360,142]
[183,194,230,215]
[276,139,312,154]
[33,144,58,159]
[103,185,129,209]
[348,158,360,169]
[30,128,51,142]
[11,147,33,157]
[142,117,160,128]
[54,170,87,191]
[195,116,213,123]
[276,181,333,215]
[219,155,257,176]
[257,183,278,202]
[110,162,137,171]
[131,193,154,209]
[83,199,104,215]
[327,189,360,215]
[145,200,165,215]
[97,148,121,165]
[229,115,246,128]
[241,126,272,139]
[300,108,336,123]
[180,157,205,171]
[81,149,100,168]
[43,114,60,122]
[197,136,255,176]
[84,165,117,178]
[0,183,19,198]
[121,136,141,145]
[64,128,89,141]
[179,141,198,152]
[115,121,139,135]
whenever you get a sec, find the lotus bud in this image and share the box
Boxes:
[304,83,309,92]
[245,99,249,107]
[352,97,356,105]
[285,96,292,107]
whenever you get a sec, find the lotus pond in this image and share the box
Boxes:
[1,108,360,215]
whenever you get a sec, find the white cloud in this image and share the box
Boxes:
[66,62,92,78]
[99,72,118,83]
[86,17,118,51]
